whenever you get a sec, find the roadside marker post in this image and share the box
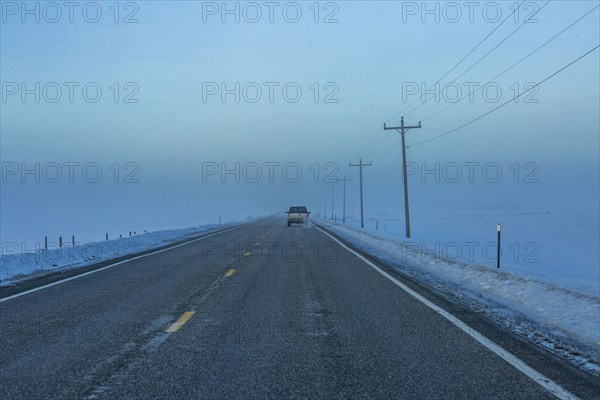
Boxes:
[497,223,501,269]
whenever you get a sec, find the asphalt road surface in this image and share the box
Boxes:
[1,218,597,399]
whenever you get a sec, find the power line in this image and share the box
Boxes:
[403,0,551,118]
[362,140,404,177]
[359,0,530,162]
[362,132,389,157]
[364,150,403,177]
[420,4,599,122]
[409,44,600,148]
[451,1,551,82]
[386,0,527,123]
[352,125,393,170]
[355,1,590,172]
[352,125,397,170]
[354,130,382,160]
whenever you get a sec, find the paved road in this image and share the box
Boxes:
[0,218,596,399]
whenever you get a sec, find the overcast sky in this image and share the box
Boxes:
[1,1,599,244]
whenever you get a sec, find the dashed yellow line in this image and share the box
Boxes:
[225,269,236,277]
[166,311,195,333]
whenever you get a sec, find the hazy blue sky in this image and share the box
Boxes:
[1,1,599,244]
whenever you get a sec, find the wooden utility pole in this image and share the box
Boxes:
[384,117,422,238]
[335,176,353,223]
[330,181,339,220]
[349,159,372,228]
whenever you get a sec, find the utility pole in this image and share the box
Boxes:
[334,176,352,223]
[384,117,422,238]
[330,180,339,220]
[349,159,372,228]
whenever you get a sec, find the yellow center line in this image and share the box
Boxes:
[166,311,195,333]
[225,269,236,277]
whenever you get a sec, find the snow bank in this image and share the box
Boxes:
[0,221,250,286]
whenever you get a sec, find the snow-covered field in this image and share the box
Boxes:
[0,220,252,286]
[341,210,599,295]
[315,210,599,374]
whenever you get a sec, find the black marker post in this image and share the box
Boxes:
[497,223,501,269]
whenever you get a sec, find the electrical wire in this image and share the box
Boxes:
[420,4,599,122]
[409,44,600,148]
[403,0,551,118]
[386,0,527,122]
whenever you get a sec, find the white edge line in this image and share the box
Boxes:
[312,223,579,400]
[0,225,243,303]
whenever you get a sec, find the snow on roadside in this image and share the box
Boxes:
[0,220,252,286]
[315,218,600,375]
